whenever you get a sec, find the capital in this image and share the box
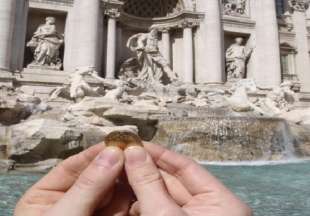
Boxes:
[105,8,121,19]
[178,20,197,29]
[288,0,310,12]
[158,27,171,33]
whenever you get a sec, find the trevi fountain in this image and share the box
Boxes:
[1,0,310,215]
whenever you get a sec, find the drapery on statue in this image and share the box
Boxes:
[27,17,64,70]
[120,28,178,85]
[225,37,253,80]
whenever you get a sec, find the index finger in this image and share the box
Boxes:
[144,142,228,195]
[33,143,105,192]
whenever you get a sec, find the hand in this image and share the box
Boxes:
[126,143,252,216]
[15,144,134,216]
[15,143,252,216]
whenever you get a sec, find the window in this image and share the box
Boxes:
[280,54,289,76]
[280,43,298,81]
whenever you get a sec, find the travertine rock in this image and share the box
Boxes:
[226,86,253,112]
[0,160,15,172]
[279,108,310,125]
[6,119,83,163]
[14,159,62,172]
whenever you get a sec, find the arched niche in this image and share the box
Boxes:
[116,0,202,31]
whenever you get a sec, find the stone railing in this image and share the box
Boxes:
[30,0,74,6]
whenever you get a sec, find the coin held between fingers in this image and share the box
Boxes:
[104,131,143,150]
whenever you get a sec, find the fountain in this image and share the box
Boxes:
[152,117,297,161]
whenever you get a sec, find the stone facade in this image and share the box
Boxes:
[0,0,310,91]
[4,1,310,166]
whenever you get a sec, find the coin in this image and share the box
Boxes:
[104,131,143,150]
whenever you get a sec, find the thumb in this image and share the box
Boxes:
[45,147,124,216]
[124,146,179,214]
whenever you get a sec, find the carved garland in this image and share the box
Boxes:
[288,0,310,12]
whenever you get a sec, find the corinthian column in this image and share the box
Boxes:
[195,0,224,84]
[65,0,104,72]
[254,0,282,88]
[289,0,310,92]
[11,0,29,71]
[105,9,120,79]
[0,1,18,70]
[161,28,171,65]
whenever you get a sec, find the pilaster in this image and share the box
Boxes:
[195,0,225,84]
[180,21,194,83]
[288,0,310,92]
[253,0,282,88]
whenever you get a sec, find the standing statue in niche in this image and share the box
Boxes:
[27,17,64,70]
[225,37,253,80]
[120,28,178,85]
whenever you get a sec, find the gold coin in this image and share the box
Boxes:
[104,131,143,150]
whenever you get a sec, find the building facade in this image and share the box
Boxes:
[0,0,310,91]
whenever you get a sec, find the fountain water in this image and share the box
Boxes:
[152,116,297,161]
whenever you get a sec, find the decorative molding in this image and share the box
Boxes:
[178,19,198,28]
[222,16,256,33]
[288,0,310,12]
[119,11,204,31]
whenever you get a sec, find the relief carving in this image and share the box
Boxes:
[223,0,248,16]
[288,0,310,12]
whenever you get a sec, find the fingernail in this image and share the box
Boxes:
[125,146,147,167]
[96,147,122,168]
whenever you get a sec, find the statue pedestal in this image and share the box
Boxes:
[27,64,62,71]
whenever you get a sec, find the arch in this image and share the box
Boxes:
[122,0,195,18]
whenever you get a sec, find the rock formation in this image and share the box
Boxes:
[1,68,310,169]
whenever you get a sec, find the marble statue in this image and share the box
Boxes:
[120,28,178,85]
[27,17,64,70]
[225,37,253,80]
[50,67,126,102]
[69,69,104,100]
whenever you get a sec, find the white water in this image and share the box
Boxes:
[199,158,310,166]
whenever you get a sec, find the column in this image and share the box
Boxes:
[195,0,224,83]
[254,0,282,88]
[105,9,119,79]
[65,0,104,72]
[11,0,29,71]
[161,28,171,65]
[289,0,310,92]
[0,1,17,70]
[183,23,194,83]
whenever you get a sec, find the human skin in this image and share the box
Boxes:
[15,143,252,216]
